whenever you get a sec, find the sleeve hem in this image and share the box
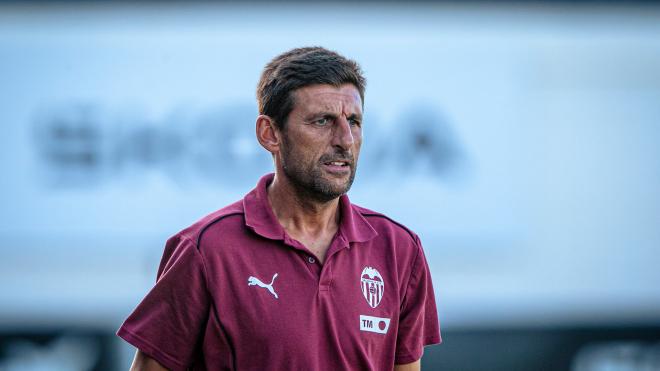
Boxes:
[395,336,443,365]
[425,334,442,346]
[395,352,422,365]
[117,326,187,371]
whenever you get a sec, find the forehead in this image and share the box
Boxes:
[292,84,363,114]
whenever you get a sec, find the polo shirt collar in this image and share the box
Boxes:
[243,173,378,244]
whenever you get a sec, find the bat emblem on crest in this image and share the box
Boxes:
[360,267,384,308]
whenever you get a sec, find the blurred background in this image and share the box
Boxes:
[1,1,659,370]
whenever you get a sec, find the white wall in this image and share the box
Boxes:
[1,3,659,331]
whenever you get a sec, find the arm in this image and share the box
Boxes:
[394,238,441,370]
[395,359,421,371]
[118,236,211,371]
[130,350,169,371]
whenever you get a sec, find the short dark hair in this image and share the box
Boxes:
[257,47,366,130]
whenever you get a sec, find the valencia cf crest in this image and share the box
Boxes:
[360,267,384,308]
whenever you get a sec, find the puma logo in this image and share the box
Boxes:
[248,273,279,299]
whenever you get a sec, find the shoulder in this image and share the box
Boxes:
[351,204,429,295]
[173,199,246,250]
[352,204,421,248]
[155,200,245,279]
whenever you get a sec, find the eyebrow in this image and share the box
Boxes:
[304,112,336,121]
[304,112,363,121]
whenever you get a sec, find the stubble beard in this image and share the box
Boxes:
[280,136,357,204]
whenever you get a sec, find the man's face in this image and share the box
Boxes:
[278,83,363,203]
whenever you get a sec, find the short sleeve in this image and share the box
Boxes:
[117,234,210,371]
[394,236,442,364]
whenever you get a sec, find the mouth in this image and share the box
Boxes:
[325,160,349,167]
[322,158,352,174]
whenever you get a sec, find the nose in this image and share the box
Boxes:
[332,116,354,150]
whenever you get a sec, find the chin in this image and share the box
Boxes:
[326,180,353,196]
[310,180,350,202]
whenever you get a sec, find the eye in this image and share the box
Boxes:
[315,117,330,126]
[349,118,361,127]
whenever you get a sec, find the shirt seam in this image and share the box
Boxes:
[183,232,237,369]
[359,212,416,241]
[181,234,212,295]
[400,238,422,314]
[195,212,244,248]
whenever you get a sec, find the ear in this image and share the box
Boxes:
[255,114,281,154]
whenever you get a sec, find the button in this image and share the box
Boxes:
[308,256,316,264]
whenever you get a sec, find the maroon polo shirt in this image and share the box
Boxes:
[118,173,441,370]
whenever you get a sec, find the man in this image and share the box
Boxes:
[118,47,441,370]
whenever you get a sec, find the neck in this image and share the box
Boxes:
[267,173,341,239]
